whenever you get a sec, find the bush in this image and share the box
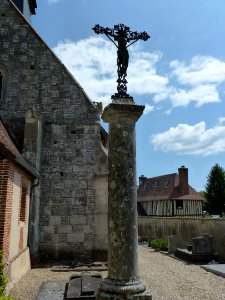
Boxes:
[149,238,168,251]
[0,296,14,300]
[0,251,13,300]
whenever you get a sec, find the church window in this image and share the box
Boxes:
[0,65,7,101]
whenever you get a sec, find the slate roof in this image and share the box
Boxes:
[100,126,108,148]
[137,173,204,202]
[0,120,20,158]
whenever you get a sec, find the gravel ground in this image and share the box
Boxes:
[10,245,225,300]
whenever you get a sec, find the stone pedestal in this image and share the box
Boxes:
[98,98,152,300]
[192,234,215,255]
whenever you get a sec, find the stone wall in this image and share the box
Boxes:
[0,0,108,260]
[8,248,31,290]
[94,177,108,259]
[138,216,225,260]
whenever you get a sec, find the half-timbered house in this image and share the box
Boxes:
[137,166,204,217]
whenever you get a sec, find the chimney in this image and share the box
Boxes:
[178,166,189,195]
[139,175,147,186]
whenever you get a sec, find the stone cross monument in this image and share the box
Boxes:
[93,24,152,300]
[93,24,149,100]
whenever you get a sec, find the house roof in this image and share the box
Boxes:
[137,173,204,202]
[0,120,20,157]
[0,120,40,178]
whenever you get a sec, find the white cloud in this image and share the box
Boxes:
[48,0,60,4]
[53,37,115,106]
[53,37,168,106]
[151,122,225,156]
[218,117,225,125]
[127,50,168,95]
[152,56,225,108]
[164,109,172,115]
[53,39,225,110]
[143,104,155,115]
[153,84,220,108]
[170,56,225,86]
[169,85,220,107]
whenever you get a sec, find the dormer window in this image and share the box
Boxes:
[164,180,170,187]
[153,180,159,187]
[142,183,149,191]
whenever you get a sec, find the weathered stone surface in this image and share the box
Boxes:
[35,281,67,300]
[98,99,151,299]
[102,102,144,282]
[168,235,184,254]
[0,0,108,260]
[192,234,215,255]
[65,274,103,299]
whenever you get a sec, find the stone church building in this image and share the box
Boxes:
[0,0,108,271]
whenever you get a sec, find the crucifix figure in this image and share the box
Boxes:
[93,24,150,99]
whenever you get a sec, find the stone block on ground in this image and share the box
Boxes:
[65,273,102,299]
[192,234,215,255]
[168,235,183,254]
[35,281,67,300]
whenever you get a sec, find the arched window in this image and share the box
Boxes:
[0,71,3,99]
[0,64,7,101]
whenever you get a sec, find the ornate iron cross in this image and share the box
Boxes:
[93,24,150,99]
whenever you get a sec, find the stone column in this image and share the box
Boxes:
[98,98,152,300]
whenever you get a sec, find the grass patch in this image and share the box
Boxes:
[148,238,168,251]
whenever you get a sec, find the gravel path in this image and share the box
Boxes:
[10,245,225,300]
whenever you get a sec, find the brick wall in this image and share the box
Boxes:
[0,159,31,278]
[0,160,14,266]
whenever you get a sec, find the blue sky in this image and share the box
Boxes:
[32,0,225,191]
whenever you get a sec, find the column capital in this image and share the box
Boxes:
[102,101,145,124]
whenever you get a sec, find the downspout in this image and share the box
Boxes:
[28,177,40,265]
[30,178,40,197]
[23,109,43,265]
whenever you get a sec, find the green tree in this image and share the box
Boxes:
[205,164,225,216]
[199,191,206,199]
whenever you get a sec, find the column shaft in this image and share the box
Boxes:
[98,100,152,299]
